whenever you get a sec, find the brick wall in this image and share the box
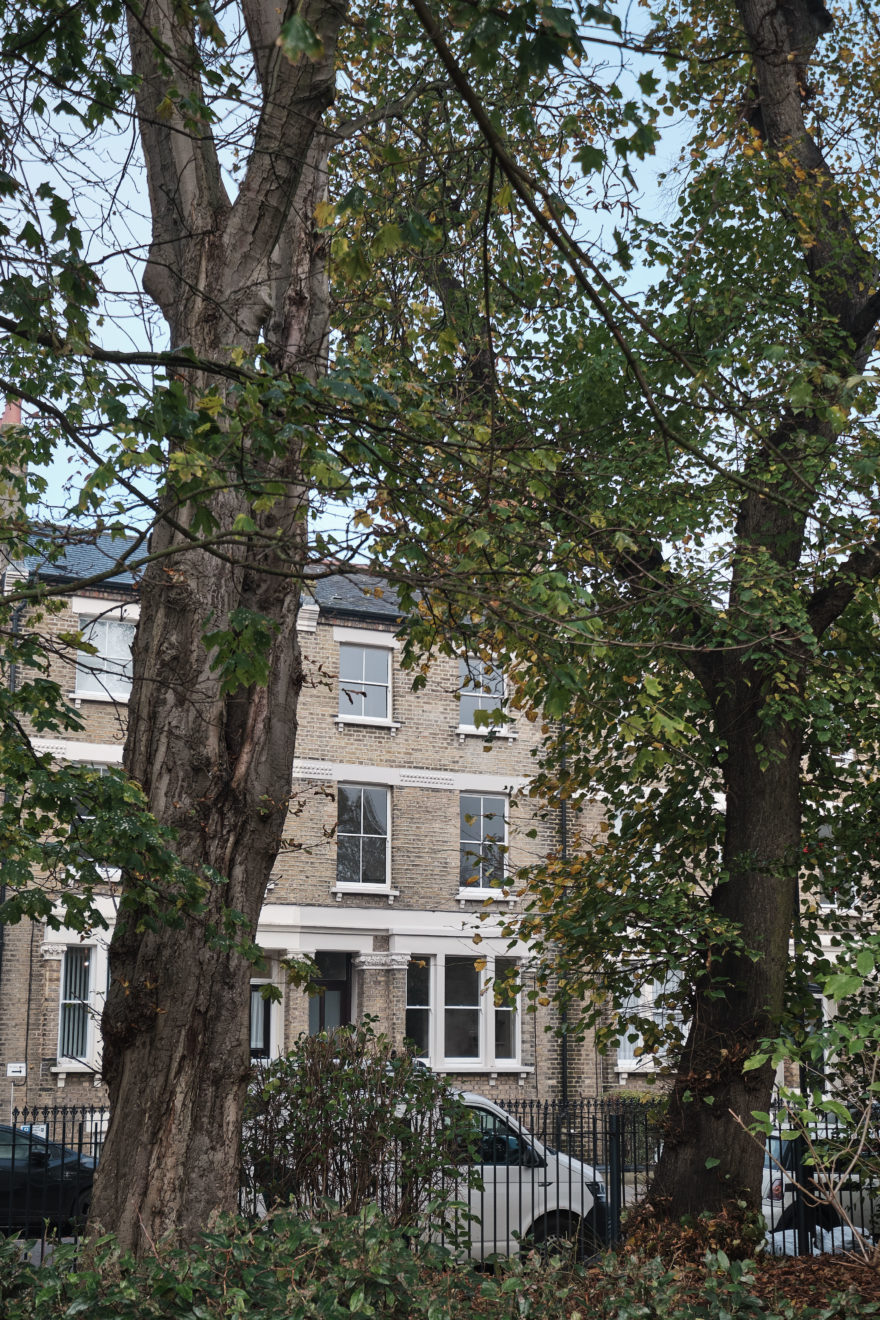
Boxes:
[2,587,611,1109]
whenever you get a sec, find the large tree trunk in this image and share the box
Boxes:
[89,0,346,1249]
[651,675,803,1218]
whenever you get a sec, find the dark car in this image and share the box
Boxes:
[0,1124,96,1234]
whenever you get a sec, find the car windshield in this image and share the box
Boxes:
[764,1136,787,1169]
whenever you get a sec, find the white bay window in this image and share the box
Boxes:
[405,953,519,1069]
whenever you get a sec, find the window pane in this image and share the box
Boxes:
[360,836,386,883]
[407,959,430,1006]
[458,691,480,726]
[59,947,91,1059]
[362,787,387,835]
[315,951,348,980]
[337,785,362,835]
[63,947,91,1001]
[482,798,505,842]
[495,1011,515,1059]
[338,644,363,681]
[362,683,387,718]
[405,1008,430,1057]
[336,834,361,885]
[482,840,504,886]
[362,648,388,684]
[250,987,270,1057]
[460,796,482,843]
[445,1008,479,1058]
[323,989,343,1030]
[446,957,479,1006]
[339,683,364,715]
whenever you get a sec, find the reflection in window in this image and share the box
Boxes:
[445,956,480,1059]
[76,617,135,699]
[405,958,430,1058]
[337,785,389,885]
[460,794,506,888]
[339,644,390,719]
[458,657,505,727]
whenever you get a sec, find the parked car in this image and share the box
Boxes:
[0,1124,96,1234]
[451,1092,608,1259]
[762,1129,877,1241]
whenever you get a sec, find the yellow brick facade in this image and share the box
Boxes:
[1,576,610,1108]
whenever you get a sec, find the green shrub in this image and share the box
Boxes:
[241,1021,478,1236]
[1,1220,879,1320]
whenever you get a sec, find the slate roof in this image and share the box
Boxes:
[16,530,139,589]
[312,572,401,624]
[16,531,401,622]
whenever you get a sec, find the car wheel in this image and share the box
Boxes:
[526,1211,602,1262]
[67,1191,90,1236]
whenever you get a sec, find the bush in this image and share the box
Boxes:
[1,1220,879,1320]
[241,1021,478,1235]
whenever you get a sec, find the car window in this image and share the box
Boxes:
[468,1108,541,1168]
[0,1130,45,1163]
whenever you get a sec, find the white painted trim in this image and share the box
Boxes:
[333,625,399,648]
[296,601,319,633]
[255,904,531,954]
[68,690,130,706]
[292,758,527,795]
[69,596,140,621]
[457,725,517,742]
[334,716,401,734]
[31,739,125,764]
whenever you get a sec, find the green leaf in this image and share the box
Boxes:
[823,972,863,1000]
[277,14,324,62]
[742,1053,769,1072]
[856,948,874,976]
[705,1157,721,1169]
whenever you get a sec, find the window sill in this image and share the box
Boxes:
[433,1064,533,1076]
[331,885,400,905]
[456,726,517,743]
[51,1063,103,1088]
[69,691,130,706]
[457,888,516,907]
[335,716,401,736]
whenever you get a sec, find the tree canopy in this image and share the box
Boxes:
[2,0,880,1239]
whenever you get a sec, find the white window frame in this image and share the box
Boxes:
[616,974,684,1074]
[68,763,121,884]
[457,656,513,738]
[405,952,521,1071]
[74,612,136,702]
[458,792,508,896]
[333,783,392,893]
[56,941,109,1072]
[333,627,399,731]
[249,979,282,1060]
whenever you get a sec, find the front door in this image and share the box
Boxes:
[308,951,352,1033]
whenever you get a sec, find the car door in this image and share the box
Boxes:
[0,1128,51,1229]
[466,1106,548,1258]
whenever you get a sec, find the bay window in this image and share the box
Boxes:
[405,953,520,1068]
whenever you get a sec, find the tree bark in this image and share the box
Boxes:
[89,0,346,1249]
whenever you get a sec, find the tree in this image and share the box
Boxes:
[378,0,880,1225]
[5,0,880,1247]
[1,0,627,1251]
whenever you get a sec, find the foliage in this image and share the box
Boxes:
[242,1021,478,1234]
[1,1222,880,1320]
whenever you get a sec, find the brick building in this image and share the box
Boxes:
[0,541,614,1112]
